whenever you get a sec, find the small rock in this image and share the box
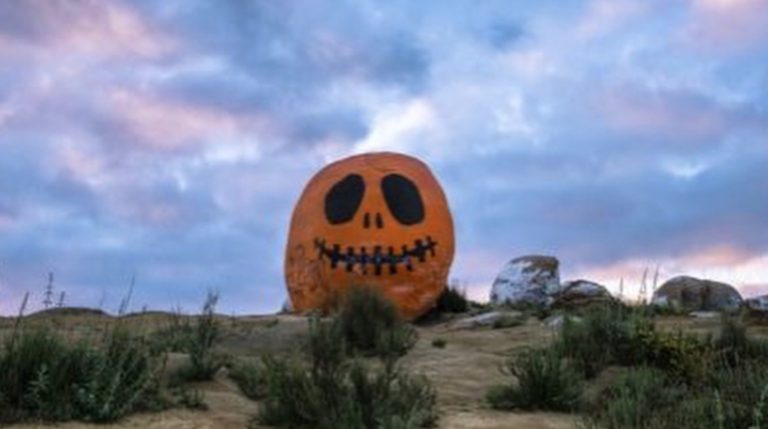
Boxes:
[452,311,524,329]
[689,311,720,319]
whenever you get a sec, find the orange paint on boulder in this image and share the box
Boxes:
[284,152,455,320]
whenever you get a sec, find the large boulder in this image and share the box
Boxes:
[490,255,561,306]
[651,276,742,311]
[552,279,614,309]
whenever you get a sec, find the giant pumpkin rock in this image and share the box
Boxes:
[284,152,455,320]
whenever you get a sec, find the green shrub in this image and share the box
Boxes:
[648,304,690,317]
[0,327,164,424]
[0,329,85,421]
[629,323,714,384]
[416,284,475,324]
[73,329,164,422]
[708,362,768,429]
[553,304,713,382]
[147,316,195,354]
[337,286,416,357]
[583,368,681,429]
[258,317,437,429]
[715,314,768,367]
[554,305,638,378]
[753,383,768,429]
[375,323,418,358]
[626,368,768,429]
[171,385,208,410]
[582,315,768,429]
[174,291,226,382]
[229,360,268,400]
[431,338,447,348]
[487,347,582,412]
[433,285,469,314]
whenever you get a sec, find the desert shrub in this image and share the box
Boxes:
[73,329,165,422]
[258,317,437,429]
[628,322,715,385]
[715,314,768,367]
[171,385,208,410]
[753,384,768,429]
[594,367,768,429]
[337,286,416,357]
[487,347,582,412]
[433,285,469,314]
[173,291,226,382]
[0,329,86,421]
[147,316,195,354]
[582,314,768,429]
[229,360,268,400]
[648,303,690,317]
[431,338,447,348]
[416,284,477,324]
[582,368,682,429]
[0,327,164,424]
[375,323,418,358]
[554,305,638,378]
[707,362,768,429]
[553,304,714,383]
[717,314,750,353]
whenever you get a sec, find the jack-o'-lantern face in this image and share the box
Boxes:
[284,152,455,319]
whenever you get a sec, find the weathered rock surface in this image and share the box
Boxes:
[746,295,768,311]
[451,310,524,329]
[490,255,561,306]
[552,279,614,308]
[689,311,720,319]
[652,276,742,311]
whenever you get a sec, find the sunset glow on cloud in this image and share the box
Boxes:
[0,0,766,314]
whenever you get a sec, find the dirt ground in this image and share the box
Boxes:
[2,310,763,429]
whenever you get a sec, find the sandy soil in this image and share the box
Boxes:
[3,310,762,429]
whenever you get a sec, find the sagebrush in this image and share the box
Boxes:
[0,326,165,423]
[258,315,436,429]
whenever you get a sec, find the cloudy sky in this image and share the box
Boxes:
[0,0,766,315]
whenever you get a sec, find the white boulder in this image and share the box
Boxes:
[490,255,561,306]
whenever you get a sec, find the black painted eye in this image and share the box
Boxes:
[381,174,424,225]
[325,174,365,224]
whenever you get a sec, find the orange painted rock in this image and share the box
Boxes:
[284,152,455,320]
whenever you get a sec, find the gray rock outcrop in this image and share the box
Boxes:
[490,255,561,306]
[651,276,742,311]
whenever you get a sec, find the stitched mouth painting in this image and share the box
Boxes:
[284,152,455,319]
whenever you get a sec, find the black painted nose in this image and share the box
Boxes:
[363,213,384,229]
